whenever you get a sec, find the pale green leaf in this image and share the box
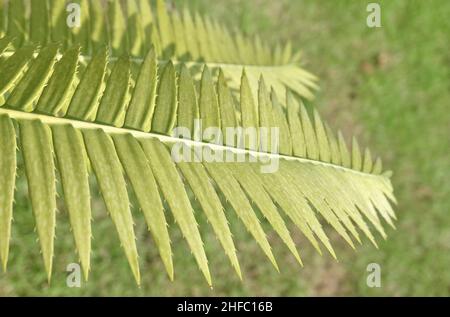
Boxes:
[7,0,26,46]
[232,164,302,265]
[270,89,292,155]
[257,77,272,152]
[325,124,341,165]
[139,0,156,53]
[205,162,278,270]
[156,0,175,58]
[0,37,11,54]
[124,48,158,132]
[52,124,91,280]
[217,70,238,143]
[240,70,259,150]
[71,0,91,54]
[140,138,211,286]
[0,46,36,96]
[7,44,59,111]
[0,26,396,284]
[30,0,49,44]
[126,0,145,56]
[300,102,319,160]
[287,91,306,157]
[373,157,383,174]
[35,46,80,115]
[83,129,140,284]
[177,64,199,133]
[96,56,130,126]
[338,131,351,168]
[108,0,128,55]
[66,48,108,121]
[0,1,5,37]
[0,115,16,271]
[181,8,199,60]
[49,0,67,45]
[151,62,177,135]
[314,110,331,163]
[363,148,374,173]
[112,133,173,280]
[19,119,56,281]
[352,136,363,171]
[89,0,108,50]
[254,163,334,257]
[177,158,241,279]
[199,66,220,134]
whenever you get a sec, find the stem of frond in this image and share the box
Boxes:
[0,107,382,179]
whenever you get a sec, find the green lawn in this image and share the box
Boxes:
[1,0,449,296]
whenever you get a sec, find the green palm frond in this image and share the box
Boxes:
[0,36,396,285]
[0,0,318,101]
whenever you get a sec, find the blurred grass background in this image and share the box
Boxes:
[1,0,449,296]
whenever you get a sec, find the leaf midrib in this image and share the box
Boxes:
[0,107,380,179]
[0,50,299,70]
